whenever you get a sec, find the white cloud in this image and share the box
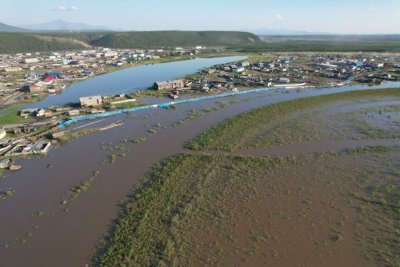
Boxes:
[52,5,79,11]
[275,13,284,21]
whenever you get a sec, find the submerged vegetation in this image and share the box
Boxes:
[187,89,400,151]
[56,128,100,143]
[97,88,400,266]
[0,188,14,201]
[67,171,101,203]
[96,154,286,266]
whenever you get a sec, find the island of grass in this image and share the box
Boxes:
[96,88,400,267]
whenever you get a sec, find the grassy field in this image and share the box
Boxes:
[96,88,400,266]
[0,104,33,125]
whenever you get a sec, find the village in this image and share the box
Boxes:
[179,53,400,92]
[2,48,399,110]
[0,45,210,107]
[1,50,400,172]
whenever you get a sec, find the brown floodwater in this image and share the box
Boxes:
[0,86,398,266]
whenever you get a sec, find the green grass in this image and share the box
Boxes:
[133,90,167,97]
[112,100,146,109]
[0,104,33,125]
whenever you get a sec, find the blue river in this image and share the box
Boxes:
[28,56,246,108]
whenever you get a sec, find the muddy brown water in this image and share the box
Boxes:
[0,86,399,266]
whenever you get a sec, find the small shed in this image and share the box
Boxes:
[80,96,103,107]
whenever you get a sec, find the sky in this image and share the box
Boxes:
[1,0,400,34]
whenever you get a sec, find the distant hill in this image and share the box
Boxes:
[229,35,400,53]
[0,22,30,32]
[20,20,110,32]
[0,31,261,53]
[90,31,262,48]
[0,33,89,54]
[253,29,330,36]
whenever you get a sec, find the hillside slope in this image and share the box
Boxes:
[0,31,261,53]
[0,33,88,54]
[90,31,262,48]
[0,22,30,32]
[232,35,400,52]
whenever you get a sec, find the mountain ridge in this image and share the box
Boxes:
[0,22,31,32]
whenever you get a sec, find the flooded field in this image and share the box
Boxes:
[0,87,399,266]
[97,89,400,266]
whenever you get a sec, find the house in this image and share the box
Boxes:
[48,71,62,78]
[153,80,185,91]
[206,68,216,74]
[68,110,80,116]
[25,83,46,93]
[279,77,291,84]
[80,96,103,107]
[0,127,6,140]
[35,109,46,117]
[235,67,245,73]
[82,70,93,76]
[20,109,36,118]
[44,75,57,84]
[192,81,210,92]
[23,125,36,134]
[6,141,51,156]
[104,51,118,58]
[2,66,23,72]
[23,58,39,64]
